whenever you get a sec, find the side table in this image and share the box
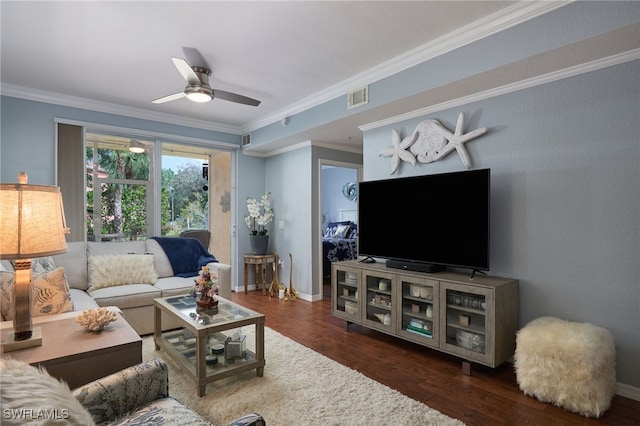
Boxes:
[0,309,142,389]
[243,253,276,294]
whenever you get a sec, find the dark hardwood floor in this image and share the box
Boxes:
[229,282,640,426]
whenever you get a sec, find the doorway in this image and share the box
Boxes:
[319,160,361,300]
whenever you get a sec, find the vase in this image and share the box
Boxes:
[249,235,269,255]
[196,296,218,309]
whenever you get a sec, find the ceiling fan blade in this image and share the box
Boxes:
[172,57,201,86]
[182,47,210,70]
[152,92,186,104]
[213,89,261,106]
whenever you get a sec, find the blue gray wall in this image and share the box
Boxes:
[1,1,638,390]
[363,60,639,389]
[0,95,269,298]
[322,166,358,224]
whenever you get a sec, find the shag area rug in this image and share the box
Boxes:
[143,327,465,425]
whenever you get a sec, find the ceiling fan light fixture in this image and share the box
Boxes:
[129,139,145,153]
[152,55,260,106]
[185,86,213,103]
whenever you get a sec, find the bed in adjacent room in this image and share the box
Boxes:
[322,209,358,277]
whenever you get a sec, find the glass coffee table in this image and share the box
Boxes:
[154,294,265,397]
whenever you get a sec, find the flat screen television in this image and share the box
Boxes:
[358,168,490,275]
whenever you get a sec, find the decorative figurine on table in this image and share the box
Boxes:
[269,252,285,298]
[76,307,118,332]
[285,252,297,301]
[192,266,219,309]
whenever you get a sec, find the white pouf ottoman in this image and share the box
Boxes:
[514,316,616,418]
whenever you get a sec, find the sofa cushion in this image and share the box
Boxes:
[88,254,158,291]
[53,242,89,290]
[69,288,100,311]
[0,267,74,321]
[89,284,161,310]
[145,239,175,278]
[88,241,147,256]
[153,276,194,297]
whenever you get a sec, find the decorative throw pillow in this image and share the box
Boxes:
[0,267,74,320]
[0,260,13,272]
[324,221,352,238]
[333,224,351,239]
[31,256,57,275]
[88,254,158,292]
[347,223,358,239]
[0,358,96,426]
[0,271,15,321]
[32,267,74,317]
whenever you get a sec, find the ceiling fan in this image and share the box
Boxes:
[152,57,260,106]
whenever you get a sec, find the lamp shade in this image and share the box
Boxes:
[0,174,69,259]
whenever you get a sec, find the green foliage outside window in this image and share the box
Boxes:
[87,146,208,241]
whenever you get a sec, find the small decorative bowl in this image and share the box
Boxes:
[211,343,225,355]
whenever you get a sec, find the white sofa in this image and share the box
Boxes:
[33,239,231,335]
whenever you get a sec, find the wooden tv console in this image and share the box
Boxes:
[331,260,519,370]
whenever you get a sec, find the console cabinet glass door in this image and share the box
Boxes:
[439,282,494,365]
[331,265,362,322]
[395,276,439,347]
[362,270,395,332]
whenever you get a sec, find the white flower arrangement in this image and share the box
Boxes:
[244,192,274,236]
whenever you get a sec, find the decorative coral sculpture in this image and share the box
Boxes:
[75,307,118,332]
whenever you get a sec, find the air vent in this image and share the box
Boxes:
[242,133,251,147]
[347,86,368,109]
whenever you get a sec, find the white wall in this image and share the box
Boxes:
[363,61,640,388]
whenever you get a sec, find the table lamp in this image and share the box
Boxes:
[0,172,70,352]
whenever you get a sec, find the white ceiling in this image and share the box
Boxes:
[1,1,527,135]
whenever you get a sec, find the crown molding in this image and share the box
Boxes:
[2,1,568,138]
[0,83,242,135]
[242,1,570,134]
[359,49,640,132]
[242,139,363,158]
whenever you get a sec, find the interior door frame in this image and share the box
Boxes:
[317,158,362,300]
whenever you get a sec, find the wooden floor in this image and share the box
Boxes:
[230,284,640,426]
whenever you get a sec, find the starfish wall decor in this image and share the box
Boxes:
[379,112,488,174]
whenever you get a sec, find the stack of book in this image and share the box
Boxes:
[406,318,432,338]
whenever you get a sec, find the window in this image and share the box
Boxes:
[58,123,233,265]
[86,135,152,241]
[161,144,210,236]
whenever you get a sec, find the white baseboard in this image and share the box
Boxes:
[616,382,640,401]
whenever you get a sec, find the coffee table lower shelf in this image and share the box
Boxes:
[154,330,264,395]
